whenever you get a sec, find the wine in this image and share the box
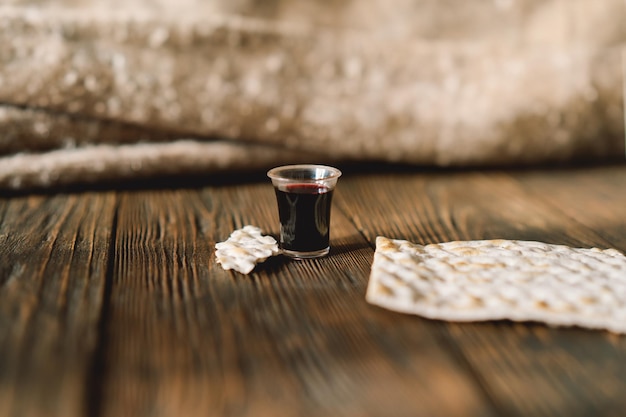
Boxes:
[275,183,334,254]
[268,164,342,259]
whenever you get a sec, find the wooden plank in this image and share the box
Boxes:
[96,182,496,417]
[426,170,626,417]
[336,169,617,246]
[4,165,622,416]
[510,164,626,250]
[0,192,117,417]
[337,168,626,417]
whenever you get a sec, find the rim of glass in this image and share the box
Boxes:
[267,164,342,181]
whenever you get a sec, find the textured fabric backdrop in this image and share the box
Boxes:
[0,0,624,189]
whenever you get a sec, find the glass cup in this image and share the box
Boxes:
[267,164,342,259]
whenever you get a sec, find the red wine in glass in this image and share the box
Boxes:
[268,164,341,259]
[275,183,334,255]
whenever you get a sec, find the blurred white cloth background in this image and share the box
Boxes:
[0,0,624,189]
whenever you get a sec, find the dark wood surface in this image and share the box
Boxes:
[1,163,626,417]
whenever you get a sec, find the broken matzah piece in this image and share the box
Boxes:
[366,236,626,333]
[215,225,280,274]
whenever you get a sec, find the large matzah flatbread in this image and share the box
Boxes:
[366,237,626,333]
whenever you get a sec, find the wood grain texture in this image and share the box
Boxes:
[1,165,626,417]
[93,183,493,417]
[510,165,626,250]
[0,192,116,417]
[336,166,626,417]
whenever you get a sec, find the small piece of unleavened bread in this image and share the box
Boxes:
[366,237,626,333]
[215,226,280,274]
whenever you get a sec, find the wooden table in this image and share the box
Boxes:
[1,163,626,417]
